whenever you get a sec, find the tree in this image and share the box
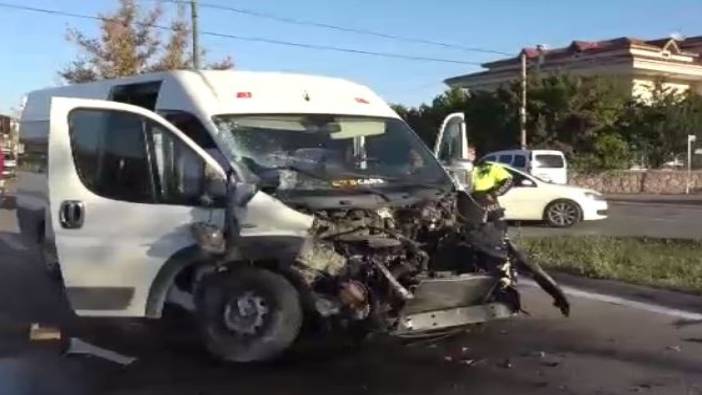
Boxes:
[61,0,233,83]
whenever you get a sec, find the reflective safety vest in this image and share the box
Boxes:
[471,162,512,193]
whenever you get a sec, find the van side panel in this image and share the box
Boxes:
[15,118,50,244]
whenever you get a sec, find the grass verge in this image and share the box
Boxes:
[517,236,702,294]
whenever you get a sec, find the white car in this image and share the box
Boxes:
[497,165,608,227]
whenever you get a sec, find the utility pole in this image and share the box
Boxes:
[520,51,527,149]
[191,0,201,70]
[687,134,697,194]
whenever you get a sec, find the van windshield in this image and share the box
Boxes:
[533,154,565,169]
[212,114,450,192]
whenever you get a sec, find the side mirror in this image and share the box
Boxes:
[231,181,258,207]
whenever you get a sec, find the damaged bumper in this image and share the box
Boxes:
[393,274,518,334]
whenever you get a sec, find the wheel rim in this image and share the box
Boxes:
[223,291,269,335]
[548,202,579,226]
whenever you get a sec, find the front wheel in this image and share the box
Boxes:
[195,267,303,363]
[544,200,581,228]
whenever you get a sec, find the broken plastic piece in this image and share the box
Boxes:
[66,338,137,366]
[28,323,61,341]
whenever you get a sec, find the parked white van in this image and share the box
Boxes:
[481,149,568,184]
[16,70,568,362]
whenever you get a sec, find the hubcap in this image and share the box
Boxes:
[548,202,579,226]
[223,291,269,335]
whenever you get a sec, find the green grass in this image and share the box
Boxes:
[517,236,702,294]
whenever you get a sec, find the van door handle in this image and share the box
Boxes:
[59,200,85,229]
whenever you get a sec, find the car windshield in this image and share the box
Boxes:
[212,114,450,192]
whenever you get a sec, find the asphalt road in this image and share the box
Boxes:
[513,201,702,240]
[2,192,702,394]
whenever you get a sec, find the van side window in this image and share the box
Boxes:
[109,81,162,111]
[68,109,155,203]
[484,155,496,162]
[68,109,212,206]
[498,154,513,165]
[512,155,527,168]
[147,122,208,206]
[159,110,217,150]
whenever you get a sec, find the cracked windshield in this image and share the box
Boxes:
[0,0,701,394]
[213,114,449,192]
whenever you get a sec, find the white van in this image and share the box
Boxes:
[481,149,568,184]
[16,71,567,362]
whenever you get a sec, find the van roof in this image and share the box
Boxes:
[485,149,565,156]
[22,70,398,121]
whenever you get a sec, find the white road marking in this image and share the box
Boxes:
[0,233,28,252]
[522,280,702,321]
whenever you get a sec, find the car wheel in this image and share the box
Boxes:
[195,267,303,363]
[544,200,581,228]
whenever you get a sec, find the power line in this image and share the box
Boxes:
[0,2,483,65]
[160,0,512,56]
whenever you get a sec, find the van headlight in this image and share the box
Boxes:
[584,192,605,201]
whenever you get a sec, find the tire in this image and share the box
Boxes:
[195,267,303,363]
[544,200,582,228]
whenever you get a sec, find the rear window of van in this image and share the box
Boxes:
[534,154,565,168]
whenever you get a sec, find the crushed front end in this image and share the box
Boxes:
[284,190,554,337]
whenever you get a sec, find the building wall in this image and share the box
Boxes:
[631,78,691,101]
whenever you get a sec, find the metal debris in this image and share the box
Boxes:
[444,356,453,362]
[459,359,474,366]
[498,359,513,369]
[66,338,137,366]
[461,346,470,353]
[666,345,682,352]
[542,361,560,368]
[28,323,61,341]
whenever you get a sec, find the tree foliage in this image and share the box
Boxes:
[60,0,233,83]
[395,74,702,171]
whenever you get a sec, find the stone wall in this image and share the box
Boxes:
[569,170,702,194]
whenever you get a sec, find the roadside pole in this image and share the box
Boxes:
[520,52,527,149]
[191,0,201,70]
[687,134,697,194]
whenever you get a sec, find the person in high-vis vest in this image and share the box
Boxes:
[466,146,513,220]
[462,145,570,316]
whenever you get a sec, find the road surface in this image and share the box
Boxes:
[514,201,702,240]
[1,193,702,394]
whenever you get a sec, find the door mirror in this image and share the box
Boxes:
[521,179,536,187]
[434,113,467,163]
[230,180,258,207]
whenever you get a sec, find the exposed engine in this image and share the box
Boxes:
[289,192,525,334]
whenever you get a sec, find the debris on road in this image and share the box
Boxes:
[498,359,513,369]
[542,361,561,368]
[28,323,61,341]
[665,345,681,352]
[66,338,137,366]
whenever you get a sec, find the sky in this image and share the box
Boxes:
[1,0,702,114]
